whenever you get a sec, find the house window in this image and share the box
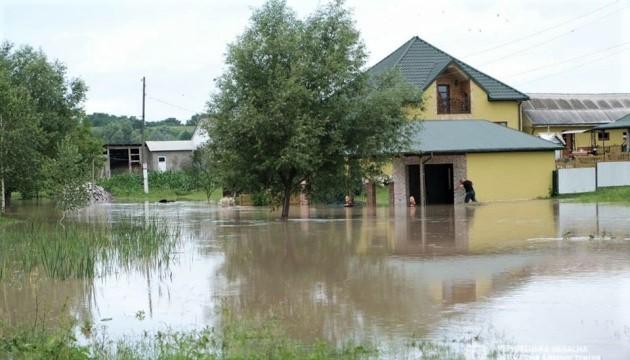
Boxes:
[158,156,166,163]
[494,121,508,127]
[597,131,610,141]
[437,84,450,113]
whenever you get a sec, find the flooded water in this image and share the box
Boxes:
[3,200,630,358]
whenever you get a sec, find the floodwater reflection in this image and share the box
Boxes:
[2,200,630,358]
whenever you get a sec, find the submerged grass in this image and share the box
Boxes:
[0,217,178,281]
[559,186,630,203]
[0,313,376,360]
[0,319,519,359]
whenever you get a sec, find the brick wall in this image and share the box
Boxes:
[392,154,468,206]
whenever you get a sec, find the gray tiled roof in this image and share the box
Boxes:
[368,36,528,101]
[592,113,630,130]
[405,120,562,154]
[523,93,630,127]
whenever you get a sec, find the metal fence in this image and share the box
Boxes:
[554,160,630,194]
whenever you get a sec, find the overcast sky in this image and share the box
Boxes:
[2,0,630,121]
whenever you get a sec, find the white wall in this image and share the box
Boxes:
[191,125,209,148]
[597,162,630,187]
[557,168,596,194]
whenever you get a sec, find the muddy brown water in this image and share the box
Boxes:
[2,200,630,358]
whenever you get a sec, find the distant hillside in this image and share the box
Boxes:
[87,112,204,144]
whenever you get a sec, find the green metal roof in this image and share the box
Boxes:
[369,36,529,101]
[406,120,562,154]
[592,113,630,130]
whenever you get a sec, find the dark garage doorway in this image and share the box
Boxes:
[424,164,454,204]
[407,164,421,204]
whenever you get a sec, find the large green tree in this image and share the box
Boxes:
[0,42,100,211]
[0,56,41,213]
[206,0,420,218]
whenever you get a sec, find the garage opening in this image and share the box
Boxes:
[424,164,454,204]
[407,164,420,204]
[109,148,132,174]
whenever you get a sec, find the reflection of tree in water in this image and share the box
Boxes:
[0,216,179,331]
[215,206,557,345]
[217,219,447,344]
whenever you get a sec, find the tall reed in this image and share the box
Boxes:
[0,217,179,281]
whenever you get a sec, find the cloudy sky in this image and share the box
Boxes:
[2,0,630,121]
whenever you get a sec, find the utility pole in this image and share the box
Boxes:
[142,77,149,194]
[0,115,4,214]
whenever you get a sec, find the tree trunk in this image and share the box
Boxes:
[281,186,291,219]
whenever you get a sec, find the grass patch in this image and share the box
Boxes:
[0,217,178,281]
[0,313,376,360]
[111,189,221,203]
[98,172,222,203]
[0,216,19,227]
[0,317,520,359]
[557,186,630,203]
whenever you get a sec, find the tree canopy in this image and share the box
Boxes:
[0,42,101,211]
[206,0,421,217]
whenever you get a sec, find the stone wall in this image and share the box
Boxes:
[392,157,409,207]
[392,154,467,206]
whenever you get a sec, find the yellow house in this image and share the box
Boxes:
[390,120,560,205]
[367,36,560,205]
[368,36,529,130]
[522,93,630,156]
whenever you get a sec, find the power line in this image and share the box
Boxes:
[504,40,630,79]
[514,46,630,87]
[146,95,199,114]
[477,3,629,67]
[464,0,624,57]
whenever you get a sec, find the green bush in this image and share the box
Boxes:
[251,191,272,206]
[98,173,142,195]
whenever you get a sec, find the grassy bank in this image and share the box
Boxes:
[110,189,219,202]
[0,314,376,360]
[559,186,630,203]
[98,172,222,203]
[0,315,508,359]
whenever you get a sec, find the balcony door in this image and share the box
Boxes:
[437,84,450,114]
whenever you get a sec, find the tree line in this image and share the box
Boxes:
[88,112,205,144]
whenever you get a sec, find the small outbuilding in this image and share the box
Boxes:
[145,140,197,172]
[392,120,562,205]
[102,121,211,176]
[589,113,630,153]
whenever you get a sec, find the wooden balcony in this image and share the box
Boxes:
[437,97,470,114]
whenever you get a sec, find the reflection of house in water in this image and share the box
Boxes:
[351,202,559,306]
[356,200,558,256]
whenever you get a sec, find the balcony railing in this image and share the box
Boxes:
[437,98,470,114]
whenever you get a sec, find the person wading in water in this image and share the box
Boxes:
[459,178,477,203]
